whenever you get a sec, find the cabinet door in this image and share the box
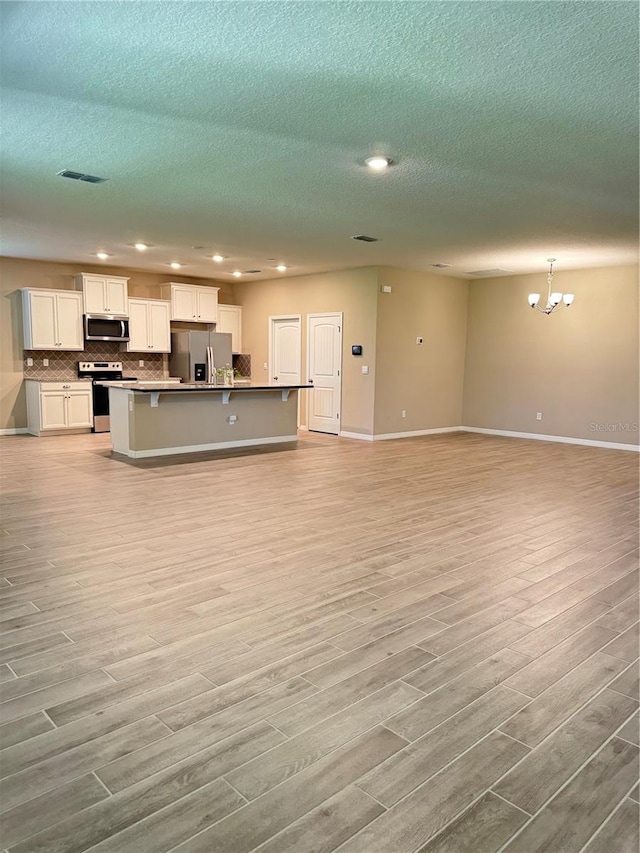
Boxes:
[127,300,150,352]
[66,391,93,428]
[172,286,197,321]
[28,292,58,349]
[55,292,84,350]
[149,301,171,352]
[82,276,107,313]
[40,392,67,429]
[196,288,218,322]
[105,279,128,315]
[217,305,242,352]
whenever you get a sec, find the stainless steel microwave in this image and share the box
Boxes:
[84,314,130,342]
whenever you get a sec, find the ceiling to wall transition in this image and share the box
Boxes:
[1,1,638,282]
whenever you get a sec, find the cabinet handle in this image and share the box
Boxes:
[63,385,70,389]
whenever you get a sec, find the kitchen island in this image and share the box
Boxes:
[105,383,311,458]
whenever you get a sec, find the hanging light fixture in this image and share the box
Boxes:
[528,259,575,315]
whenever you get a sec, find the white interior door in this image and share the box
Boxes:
[307,313,342,434]
[269,316,301,385]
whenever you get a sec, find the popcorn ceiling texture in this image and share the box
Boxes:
[23,342,166,381]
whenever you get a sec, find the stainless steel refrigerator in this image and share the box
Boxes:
[169,331,233,383]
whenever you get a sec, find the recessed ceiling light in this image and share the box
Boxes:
[276,264,288,272]
[96,252,109,260]
[170,262,182,269]
[232,271,242,277]
[212,254,225,262]
[134,243,148,251]
[365,156,392,171]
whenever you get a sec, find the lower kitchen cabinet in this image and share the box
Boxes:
[26,381,93,436]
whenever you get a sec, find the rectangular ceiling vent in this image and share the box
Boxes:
[352,235,379,242]
[243,269,261,274]
[57,169,108,184]
[430,263,451,269]
[466,268,513,277]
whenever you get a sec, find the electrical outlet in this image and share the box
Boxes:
[402,410,407,418]
[536,412,543,420]
[26,357,33,367]
[227,414,237,424]
[263,362,268,370]
[43,358,49,367]
[139,360,144,367]
[362,365,369,374]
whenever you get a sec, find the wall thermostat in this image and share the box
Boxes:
[351,345,363,356]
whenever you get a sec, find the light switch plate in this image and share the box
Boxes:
[139,360,144,367]
[26,357,33,367]
[43,358,49,367]
[362,365,369,374]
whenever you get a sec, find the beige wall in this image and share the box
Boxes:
[233,267,379,435]
[374,267,468,435]
[3,256,638,446]
[462,265,640,446]
[0,257,232,431]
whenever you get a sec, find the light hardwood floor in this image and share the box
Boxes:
[0,430,638,853]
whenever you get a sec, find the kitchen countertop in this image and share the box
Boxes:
[25,377,93,383]
[106,382,312,392]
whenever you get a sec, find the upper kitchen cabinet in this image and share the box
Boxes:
[160,282,219,323]
[217,304,243,353]
[124,298,171,352]
[22,289,84,350]
[74,273,129,316]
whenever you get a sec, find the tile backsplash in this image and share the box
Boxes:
[23,342,166,381]
[232,353,251,377]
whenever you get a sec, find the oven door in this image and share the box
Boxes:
[91,381,111,432]
[84,315,130,342]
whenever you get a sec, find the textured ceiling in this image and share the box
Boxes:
[1,1,638,281]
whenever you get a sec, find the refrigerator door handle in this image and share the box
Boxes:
[207,346,214,383]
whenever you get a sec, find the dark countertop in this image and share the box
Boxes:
[106,382,312,392]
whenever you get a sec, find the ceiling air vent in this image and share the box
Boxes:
[352,235,379,242]
[243,269,261,274]
[466,268,513,277]
[430,263,451,269]
[57,169,109,184]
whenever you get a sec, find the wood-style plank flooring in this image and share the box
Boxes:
[0,430,638,852]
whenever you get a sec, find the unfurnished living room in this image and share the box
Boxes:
[0,1,638,852]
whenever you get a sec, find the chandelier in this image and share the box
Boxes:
[528,259,575,315]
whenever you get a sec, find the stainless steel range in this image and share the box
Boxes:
[78,362,137,432]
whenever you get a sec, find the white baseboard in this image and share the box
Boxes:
[0,428,28,436]
[461,426,640,452]
[116,434,299,459]
[340,431,374,441]
[373,426,463,441]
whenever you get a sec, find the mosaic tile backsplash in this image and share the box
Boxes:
[232,353,251,377]
[23,342,166,381]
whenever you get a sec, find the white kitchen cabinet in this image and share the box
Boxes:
[26,381,93,436]
[217,304,243,353]
[22,289,84,350]
[74,273,129,316]
[160,282,219,323]
[124,298,171,353]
